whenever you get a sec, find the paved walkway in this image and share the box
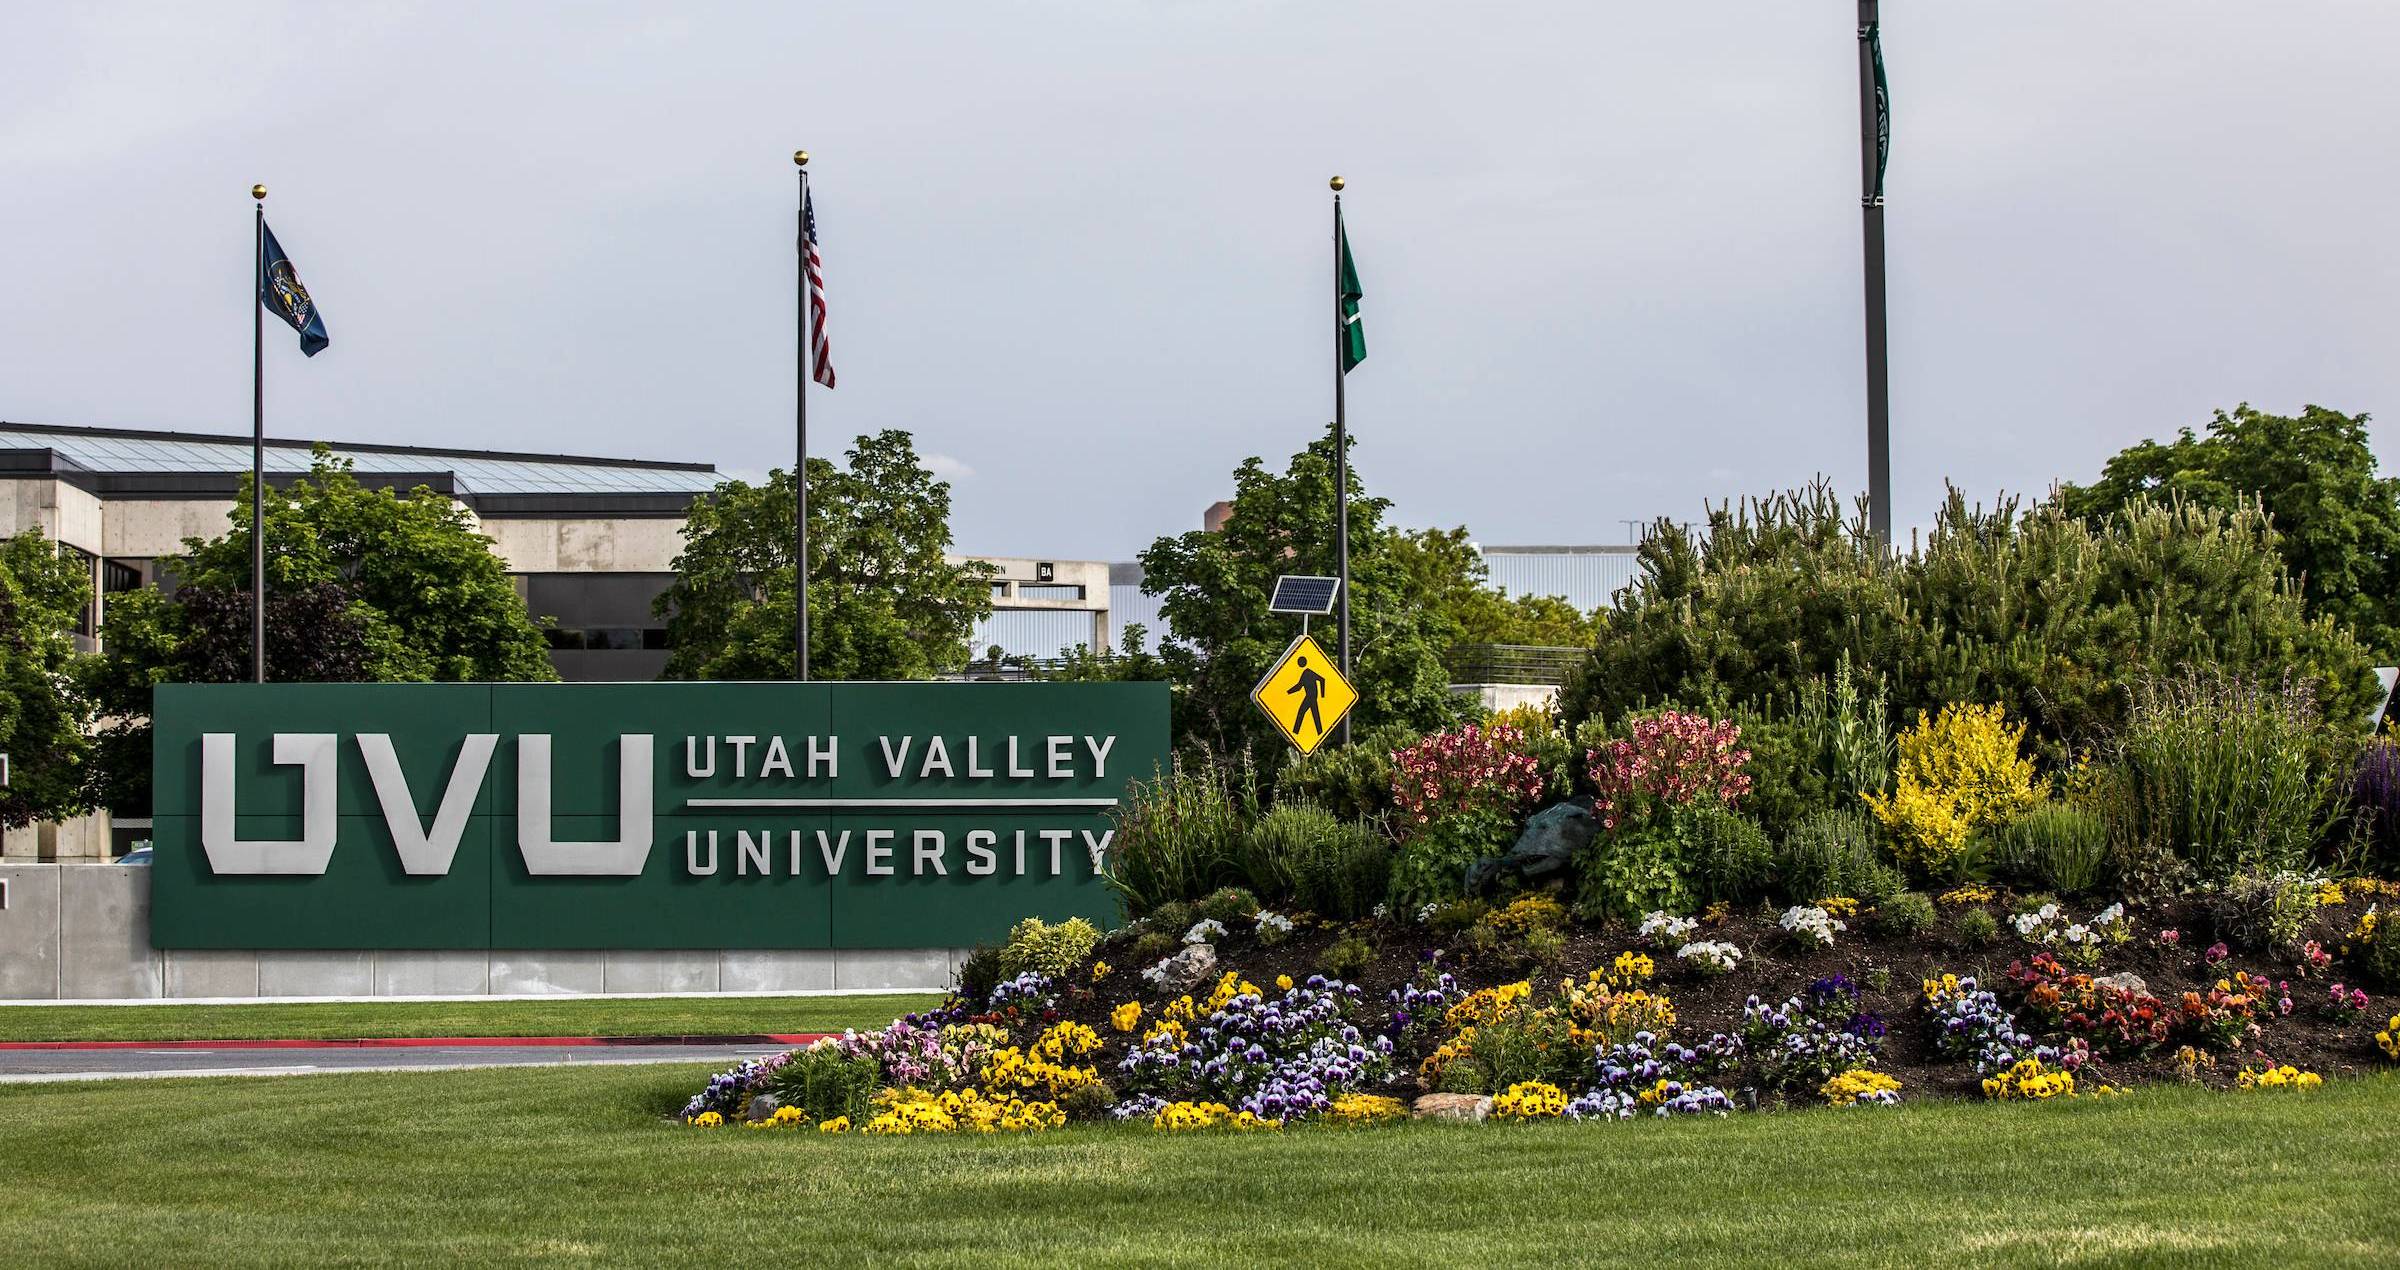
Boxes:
[0,1040,794,1084]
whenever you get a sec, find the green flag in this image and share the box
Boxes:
[1337,203,1366,372]
[1868,21,1890,203]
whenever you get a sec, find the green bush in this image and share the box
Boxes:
[1573,822,1694,925]
[1272,722,1421,822]
[1562,485,2380,769]
[2204,869,2316,953]
[1287,823,1393,922]
[1144,900,1196,938]
[954,944,1003,1006]
[1775,808,1900,904]
[2360,906,2400,990]
[1126,930,1177,967]
[1956,907,1999,948]
[1237,801,1391,920]
[1388,807,1515,911]
[1105,754,1260,918]
[1679,805,1775,905]
[1737,658,1894,836]
[1194,887,1260,926]
[996,917,1102,980]
[1318,932,1374,981]
[765,1045,882,1124]
[1998,802,2110,895]
[1872,892,1936,938]
[2115,673,2343,881]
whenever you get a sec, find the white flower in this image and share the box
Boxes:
[1415,903,1439,924]
[2063,924,2092,945]
[1778,906,1844,948]
[1640,911,1699,942]
[1254,911,1294,935]
[1676,940,1742,973]
[1182,919,1227,945]
[2092,903,2125,928]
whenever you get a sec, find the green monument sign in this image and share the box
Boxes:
[149,682,1168,950]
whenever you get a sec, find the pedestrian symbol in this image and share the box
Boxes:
[1251,633,1358,756]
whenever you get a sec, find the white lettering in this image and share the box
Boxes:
[788,830,806,874]
[727,735,756,778]
[737,829,772,875]
[1012,829,1026,875]
[1084,734,1116,778]
[684,735,716,778]
[358,732,497,876]
[1047,735,1072,778]
[865,829,895,876]
[1007,736,1034,778]
[1081,828,1114,874]
[965,830,998,876]
[919,736,954,778]
[200,732,339,875]
[686,830,719,875]
[879,736,914,779]
[760,736,794,779]
[1041,828,1072,875]
[913,830,947,876]
[517,734,655,876]
[816,830,851,874]
[966,736,994,778]
[808,735,838,778]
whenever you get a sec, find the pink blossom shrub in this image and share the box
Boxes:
[1389,724,1547,826]
[1585,711,1754,830]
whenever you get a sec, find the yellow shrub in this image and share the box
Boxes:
[1865,704,2044,871]
[1820,1068,1901,1107]
[1485,894,1569,938]
[1981,1057,2075,1100]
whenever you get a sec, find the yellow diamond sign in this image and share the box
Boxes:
[1252,633,1357,756]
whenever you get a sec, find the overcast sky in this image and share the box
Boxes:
[4,2,2394,560]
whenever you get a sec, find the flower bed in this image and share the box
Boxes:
[678,881,2394,1134]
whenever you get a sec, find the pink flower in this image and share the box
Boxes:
[2204,942,2230,966]
[2159,929,2181,946]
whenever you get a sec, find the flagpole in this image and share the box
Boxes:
[250,184,268,684]
[793,150,811,683]
[1330,176,1352,747]
[1857,0,1892,551]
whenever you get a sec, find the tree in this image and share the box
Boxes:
[1137,424,1471,763]
[84,450,555,814]
[0,530,92,829]
[657,429,995,680]
[1388,527,1602,649]
[2059,404,2400,660]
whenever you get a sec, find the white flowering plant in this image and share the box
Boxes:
[1677,940,1743,976]
[1639,911,1699,944]
[1779,905,1846,949]
[1183,918,1228,946]
[1254,910,1296,946]
[2011,903,2121,966]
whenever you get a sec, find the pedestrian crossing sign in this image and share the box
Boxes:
[1252,633,1358,756]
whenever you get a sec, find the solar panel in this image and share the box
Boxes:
[1268,574,1340,616]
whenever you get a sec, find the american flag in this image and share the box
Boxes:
[803,189,836,388]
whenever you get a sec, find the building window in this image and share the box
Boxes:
[989,580,1012,599]
[1017,583,1085,601]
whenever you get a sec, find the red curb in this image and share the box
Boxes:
[0,1034,829,1052]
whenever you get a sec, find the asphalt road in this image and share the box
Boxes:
[0,1043,787,1084]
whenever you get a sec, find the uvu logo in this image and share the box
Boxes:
[200,733,652,877]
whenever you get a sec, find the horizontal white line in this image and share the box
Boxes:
[682,797,1118,809]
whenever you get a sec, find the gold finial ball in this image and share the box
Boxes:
[1329,175,1345,191]
[793,150,809,167]
[252,184,267,200]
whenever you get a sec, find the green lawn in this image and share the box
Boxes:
[0,994,938,1043]
[3,1065,2397,1267]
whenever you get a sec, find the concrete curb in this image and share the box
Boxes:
[0,1033,831,1052]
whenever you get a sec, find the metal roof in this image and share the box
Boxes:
[0,422,719,498]
[1478,545,1641,612]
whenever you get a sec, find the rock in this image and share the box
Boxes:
[743,1094,782,1123]
[1411,1093,1494,1123]
[1153,944,1218,994]
[2095,972,2148,995]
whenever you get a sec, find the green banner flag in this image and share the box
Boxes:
[1868,21,1890,202]
[1337,203,1366,372]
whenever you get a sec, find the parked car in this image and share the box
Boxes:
[115,846,153,866]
